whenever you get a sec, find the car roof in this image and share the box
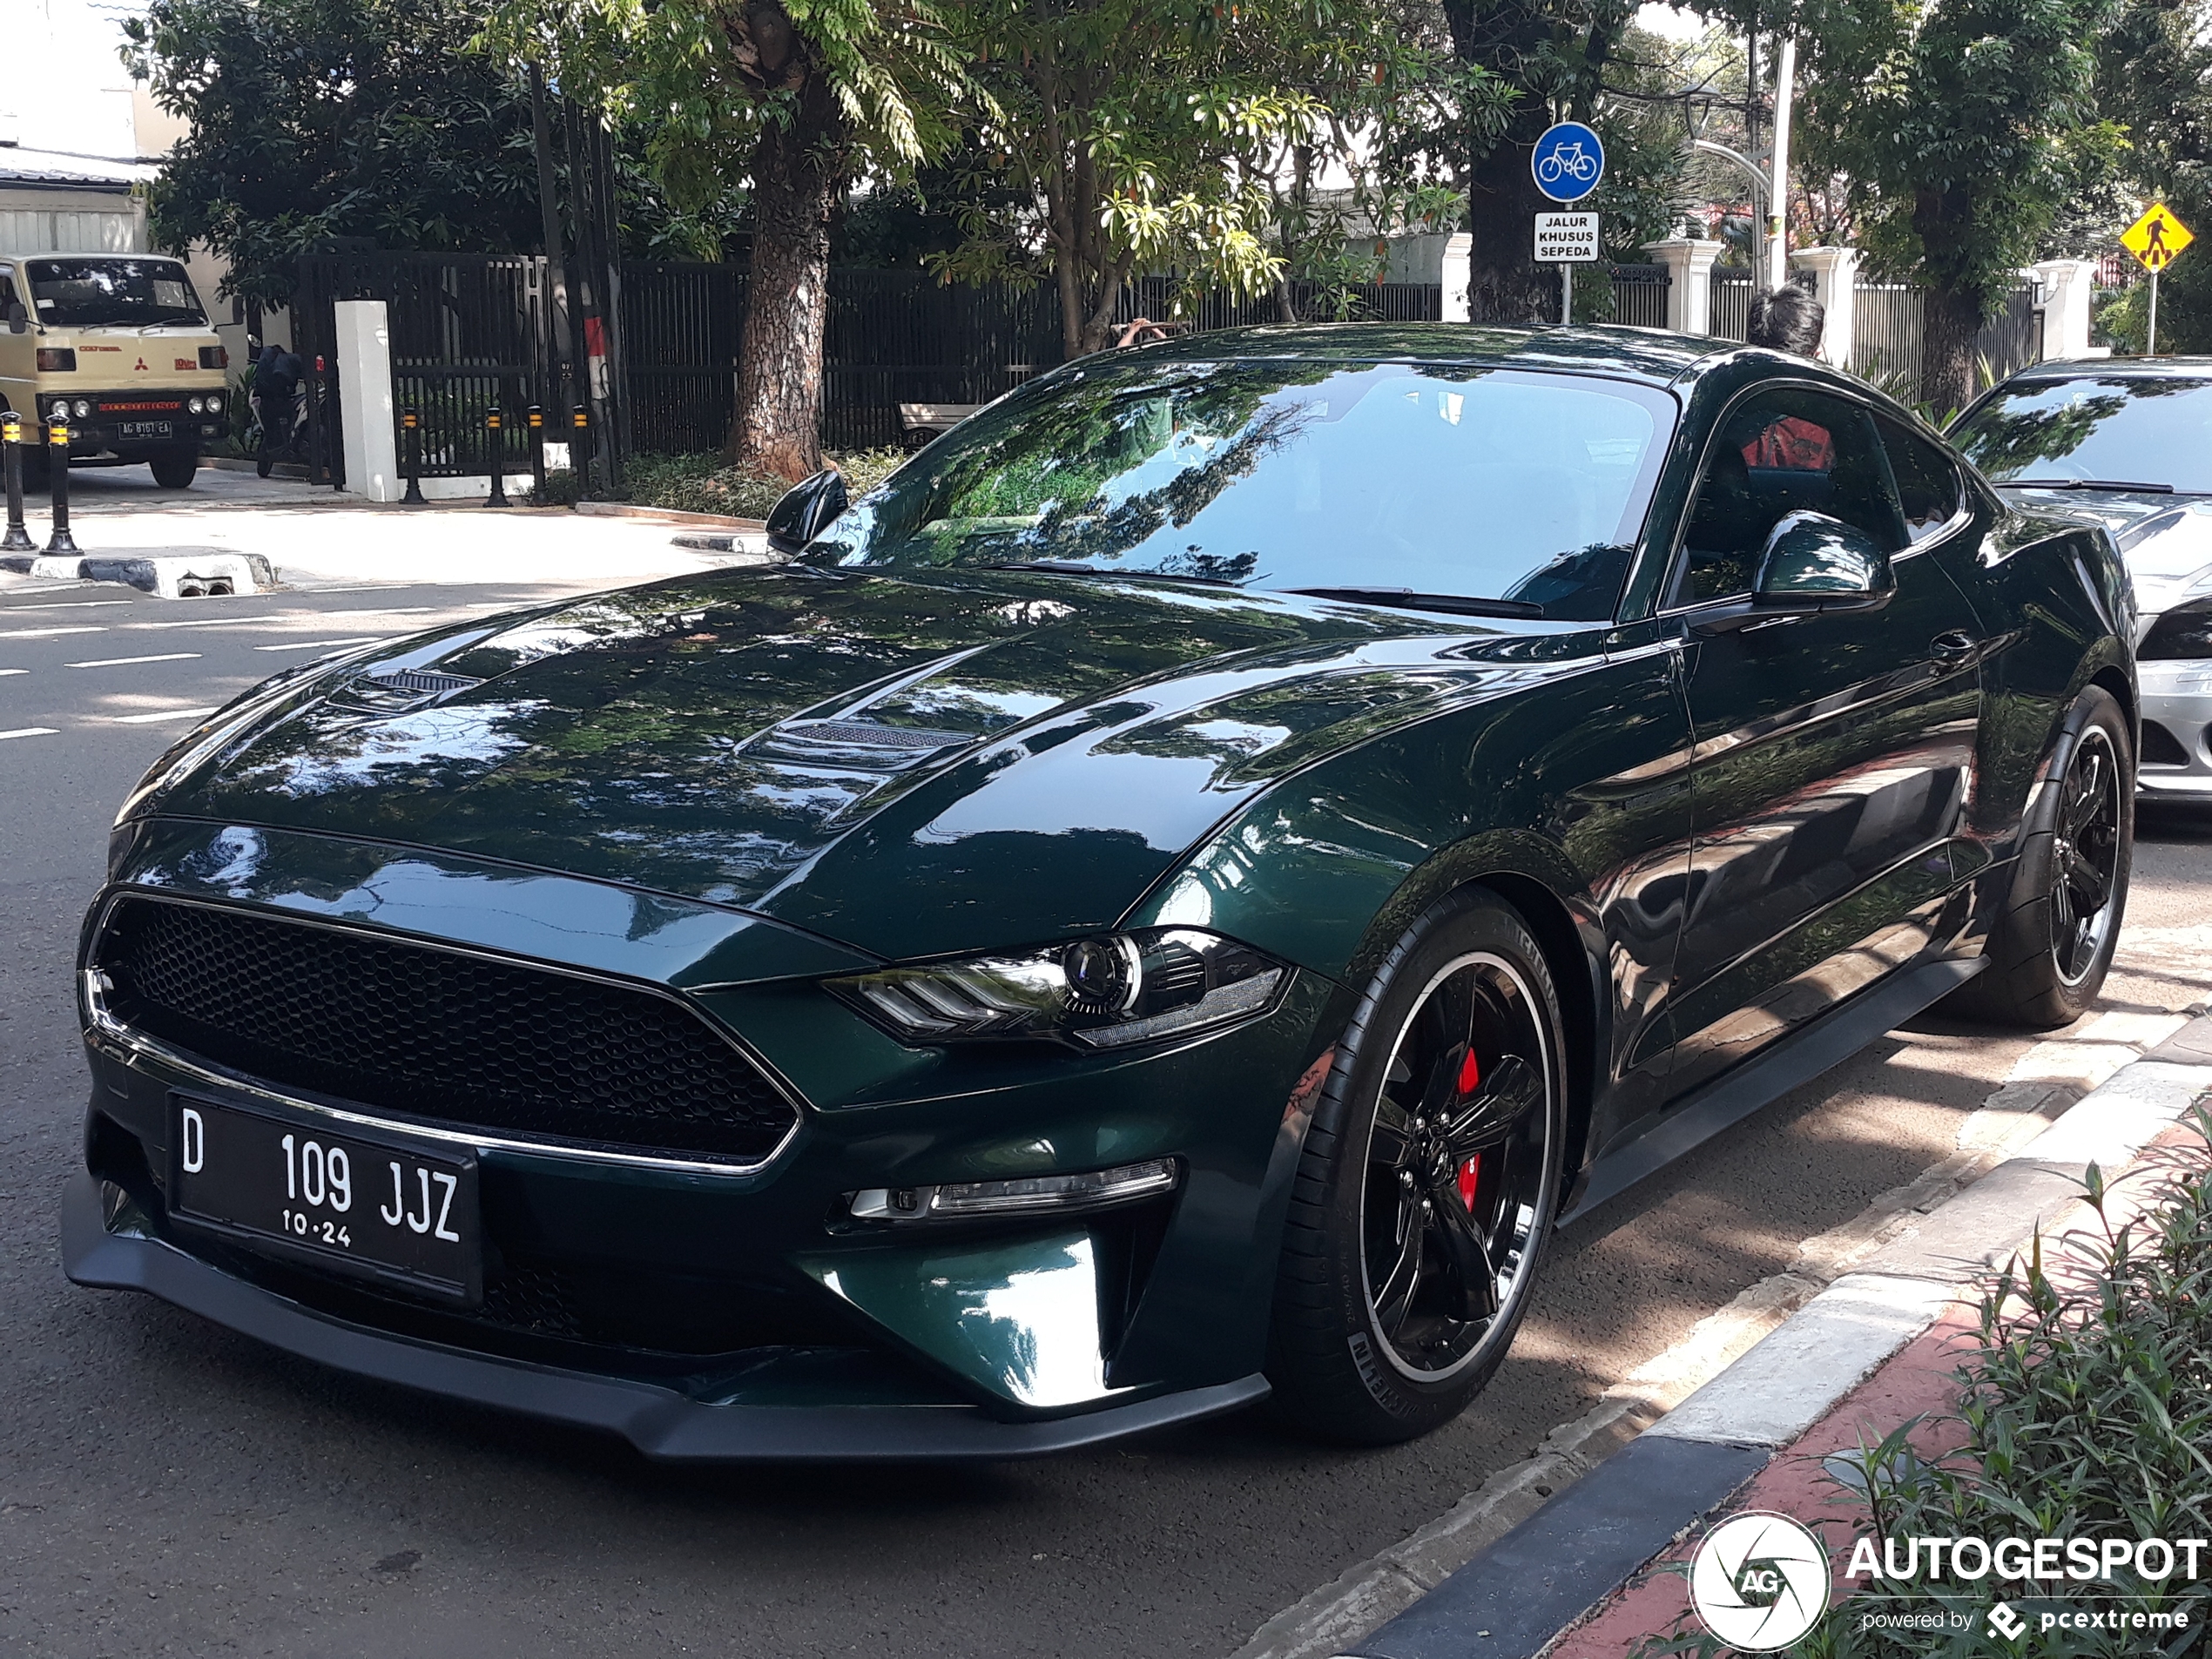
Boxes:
[1116,322,1743,387]
[2002,356,2212,381]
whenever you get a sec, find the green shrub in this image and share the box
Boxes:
[526,467,585,508]
[611,447,914,520]
[1633,1109,2212,1657]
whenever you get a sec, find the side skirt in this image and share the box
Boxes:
[1557,956,1986,1226]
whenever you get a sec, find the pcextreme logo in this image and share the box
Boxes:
[1689,1512,1831,1650]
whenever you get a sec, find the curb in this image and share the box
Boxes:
[572,502,768,529]
[1336,1014,2212,1659]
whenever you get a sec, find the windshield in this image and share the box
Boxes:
[27,258,207,327]
[1952,375,2212,493]
[808,359,1676,620]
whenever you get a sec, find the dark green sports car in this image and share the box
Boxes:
[65,326,2136,1457]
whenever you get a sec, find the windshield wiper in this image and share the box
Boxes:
[2006,478,2177,493]
[1286,586,1545,619]
[981,560,1241,587]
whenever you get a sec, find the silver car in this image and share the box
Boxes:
[1954,358,2212,799]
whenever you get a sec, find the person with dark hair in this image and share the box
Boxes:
[1746,285,1826,356]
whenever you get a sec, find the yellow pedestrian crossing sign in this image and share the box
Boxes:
[2123,203,2193,272]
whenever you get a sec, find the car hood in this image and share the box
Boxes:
[145,565,1580,961]
[1999,485,2212,617]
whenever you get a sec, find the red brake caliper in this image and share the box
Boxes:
[1455,1049,1482,1208]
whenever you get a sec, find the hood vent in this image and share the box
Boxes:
[336,665,486,713]
[754,718,977,770]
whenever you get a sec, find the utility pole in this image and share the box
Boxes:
[1767,35,1797,289]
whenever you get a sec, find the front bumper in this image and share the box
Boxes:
[2139,659,2212,796]
[64,1170,1267,1460]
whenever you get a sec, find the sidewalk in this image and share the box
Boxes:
[1337,1015,2212,1659]
[8,468,769,590]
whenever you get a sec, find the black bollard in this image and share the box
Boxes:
[484,405,508,507]
[571,403,591,500]
[44,413,78,555]
[527,403,546,501]
[401,406,425,504]
[1,412,32,552]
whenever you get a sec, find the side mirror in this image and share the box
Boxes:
[765,469,848,555]
[4,302,25,335]
[1696,512,1895,634]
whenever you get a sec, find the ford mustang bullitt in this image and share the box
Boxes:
[64,326,2135,1458]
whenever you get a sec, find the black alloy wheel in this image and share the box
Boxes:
[1268,888,1565,1443]
[2051,725,2122,986]
[1942,683,2134,1030]
[1359,955,1550,1379]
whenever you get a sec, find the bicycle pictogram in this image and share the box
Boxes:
[1536,143,1599,186]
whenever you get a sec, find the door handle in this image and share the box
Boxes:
[1930,630,1978,663]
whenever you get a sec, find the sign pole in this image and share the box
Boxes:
[2149,268,2160,356]
[1561,264,1572,325]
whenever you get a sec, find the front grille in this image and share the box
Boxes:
[97,896,798,1161]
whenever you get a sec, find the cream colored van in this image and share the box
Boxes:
[0,252,232,489]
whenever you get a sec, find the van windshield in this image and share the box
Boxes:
[27,258,207,327]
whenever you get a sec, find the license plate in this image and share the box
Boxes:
[170,1096,481,1302]
[121,420,175,440]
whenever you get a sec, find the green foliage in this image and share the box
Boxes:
[1787,0,2121,405]
[123,0,549,307]
[1630,1110,2212,1658]
[927,0,1462,353]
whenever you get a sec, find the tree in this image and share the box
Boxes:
[923,0,1386,358]
[485,0,972,479]
[1791,0,2121,414]
[123,0,549,312]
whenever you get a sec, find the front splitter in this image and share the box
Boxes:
[60,1170,1269,1461]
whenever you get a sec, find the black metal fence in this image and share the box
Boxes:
[1851,280,2043,401]
[1603,264,1670,328]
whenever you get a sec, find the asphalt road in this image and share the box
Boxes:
[3,572,2209,1659]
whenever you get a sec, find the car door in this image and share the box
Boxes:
[1663,383,1984,1097]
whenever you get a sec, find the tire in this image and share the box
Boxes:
[1946,685,2134,1029]
[1268,887,1568,1444]
[150,454,199,489]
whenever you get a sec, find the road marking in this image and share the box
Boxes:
[0,667,24,677]
[0,599,133,610]
[253,636,388,651]
[0,625,106,639]
[0,726,57,740]
[65,652,203,668]
[127,607,442,631]
[105,706,219,725]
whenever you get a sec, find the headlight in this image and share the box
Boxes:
[208,390,225,412]
[2141,597,2212,659]
[72,398,92,418]
[829,927,1285,1049]
[187,395,206,414]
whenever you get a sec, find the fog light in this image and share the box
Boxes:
[848,1158,1178,1222]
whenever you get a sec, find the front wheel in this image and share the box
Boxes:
[1268,888,1566,1444]
[150,453,199,489]
[1946,684,2134,1029]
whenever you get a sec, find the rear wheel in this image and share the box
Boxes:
[150,453,199,489]
[1268,889,1566,1443]
[1948,685,2133,1029]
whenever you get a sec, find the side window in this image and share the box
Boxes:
[1878,415,1963,543]
[0,267,15,312]
[1670,387,1906,606]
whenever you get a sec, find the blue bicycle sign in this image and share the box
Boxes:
[1532,122,1605,204]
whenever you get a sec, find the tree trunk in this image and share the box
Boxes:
[730,75,846,480]
[1920,285,1982,421]
[1440,0,1569,325]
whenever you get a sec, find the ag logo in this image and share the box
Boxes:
[1689,1512,1831,1651]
